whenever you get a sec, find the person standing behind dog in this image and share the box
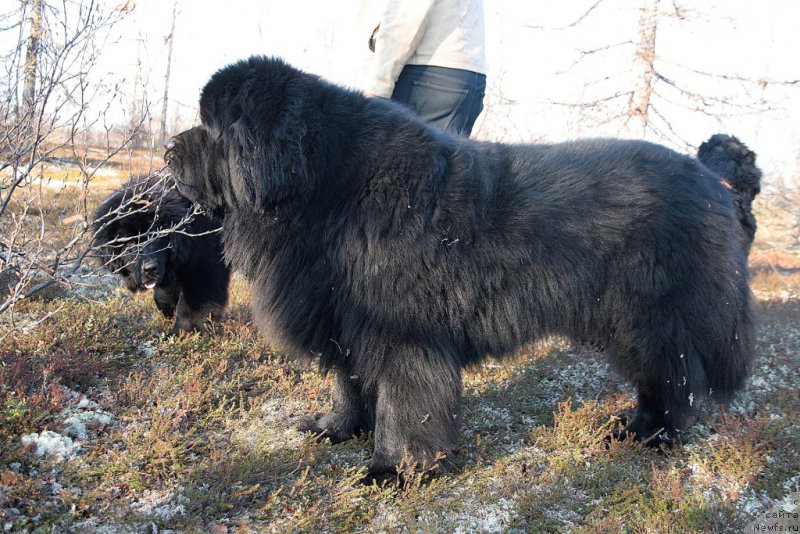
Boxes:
[360,0,487,137]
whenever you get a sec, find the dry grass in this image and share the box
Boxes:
[1,172,798,532]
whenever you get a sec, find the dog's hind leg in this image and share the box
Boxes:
[618,333,707,446]
[625,379,694,446]
[297,363,367,443]
[367,340,462,478]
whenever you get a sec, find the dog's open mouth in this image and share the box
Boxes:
[143,278,158,290]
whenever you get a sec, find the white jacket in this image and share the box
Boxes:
[360,0,487,97]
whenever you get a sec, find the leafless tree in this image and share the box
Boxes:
[159,0,178,145]
[21,0,43,121]
[624,0,658,138]
[0,0,177,325]
[127,38,153,150]
[541,0,798,151]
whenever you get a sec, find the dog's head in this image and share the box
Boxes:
[165,126,231,212]
[93,217,173,293]
[167,56,313,213]
[91,177,183,292]
[697,134,761,201]
[114,235,171,293]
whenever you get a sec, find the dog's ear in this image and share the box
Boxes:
[224,111,310,210]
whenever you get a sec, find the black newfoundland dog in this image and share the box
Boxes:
[91,174,230,334]
[166,56,753,476]
[697,134,761,255]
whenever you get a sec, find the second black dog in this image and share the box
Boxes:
[91,174,230,334]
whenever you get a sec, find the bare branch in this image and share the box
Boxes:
[526,0,604,31]
[658,58,799,87]
[555,40,633,75]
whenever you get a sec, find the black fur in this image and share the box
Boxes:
[697,134,762,255]
[91,174,230,334]
[167,56,753,476]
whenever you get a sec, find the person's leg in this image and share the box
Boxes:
[391,65,486,136]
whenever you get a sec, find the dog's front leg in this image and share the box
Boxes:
[367,340,462,480]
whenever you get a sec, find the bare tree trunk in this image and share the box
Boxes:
[160,0,178,144]
[129,39,150,149]
[626,0,658,138]
[23,0,44,118]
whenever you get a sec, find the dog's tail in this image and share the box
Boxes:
[703,278,754,403]
[697,134,762,255]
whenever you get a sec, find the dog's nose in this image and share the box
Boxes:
[164,138,175,151]
[141,261,158,278]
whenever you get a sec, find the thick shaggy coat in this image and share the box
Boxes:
[91,175,230,334]
[166,56,753,476]
[697,134,762,255]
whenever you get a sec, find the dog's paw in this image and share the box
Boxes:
[615,422,681,450]
[295,413,361,444]
[296,414,328,441]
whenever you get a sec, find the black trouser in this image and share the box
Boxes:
[390,64,486,137]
